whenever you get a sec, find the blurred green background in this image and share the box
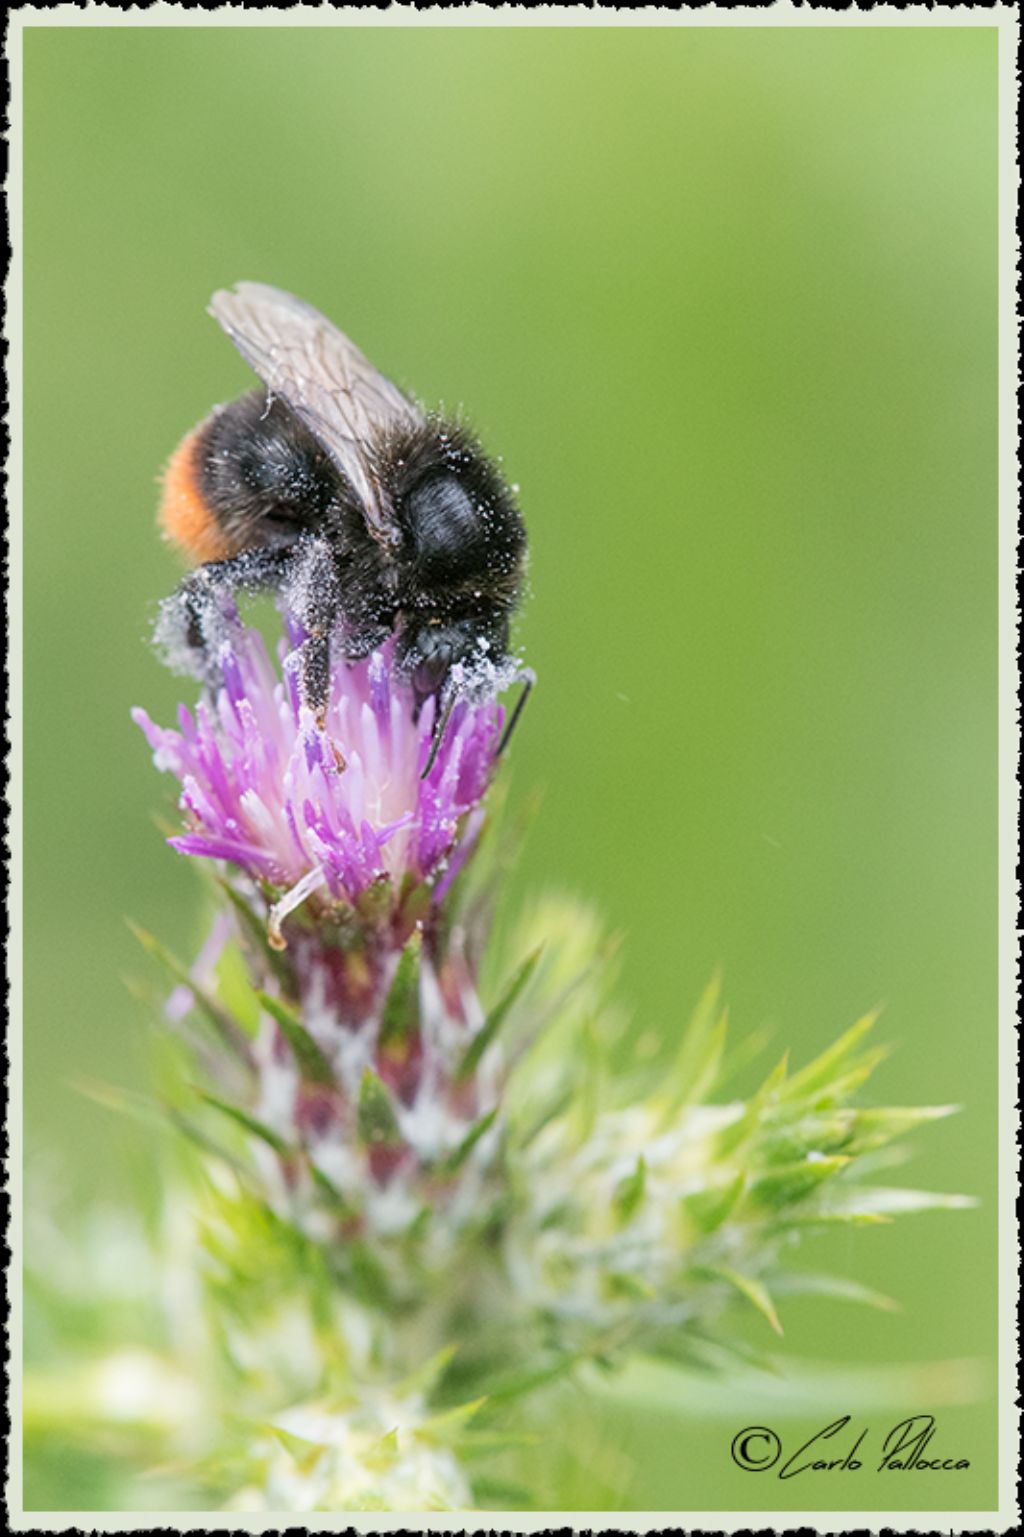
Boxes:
[23,23,998,1513]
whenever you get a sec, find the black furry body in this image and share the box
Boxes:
[163,389,527,720]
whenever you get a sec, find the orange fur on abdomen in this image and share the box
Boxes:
[159,428,232,564]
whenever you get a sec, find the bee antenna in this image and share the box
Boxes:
[496,668,536,758]
[420,689,459,780]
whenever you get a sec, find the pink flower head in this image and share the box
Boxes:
[133,620,504,913]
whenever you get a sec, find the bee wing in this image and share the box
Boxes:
[208,282,421,545]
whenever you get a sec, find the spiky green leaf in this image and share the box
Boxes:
[357,1069,402,1148]
[418,1396,486,1446]
[269,1424,327,1473]
[362,1427,400,1473]
[72,1077,169,1133]
[129,922,254,1071]
[441,1108,498,1174]
[681,1170,746,1235]
[660,975,727,1124]
[603,1270,657,1302]
[820,1185,976,1218]
[457,947,542,1082]
[197,1091,290,1156]
[612,1156,646,1226]
[306,1159,357,1218]
[378,932,422,1052]
[843,1104,960,1153]
[701,1265,783,1335]
[780,1009,880,1102]
[749,1154,851,1210]
[714,1053,789,1158]
[771,1271,901,1312]
[256,990,335,1086]
[394,1344,458,1401]
[216,877,293,990]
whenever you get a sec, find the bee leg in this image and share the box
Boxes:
[297,630,349,771]
[420,688,458,780]
[155,547,292,684]
[298,630,332,728]
[282,536,343,727]
[496,667,536,757]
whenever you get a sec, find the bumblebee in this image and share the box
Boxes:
[156,283,530,768]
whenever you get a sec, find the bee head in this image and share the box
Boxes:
[397,614,514,777]
[397,616,499,711]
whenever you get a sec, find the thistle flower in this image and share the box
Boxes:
[132,617,499,918]
[45,607,967,1514]
[132,612,521,1281]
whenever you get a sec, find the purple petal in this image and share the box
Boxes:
[137,617,513,899]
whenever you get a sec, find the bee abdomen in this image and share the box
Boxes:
[159,391,351,567]
[159,426,235,565]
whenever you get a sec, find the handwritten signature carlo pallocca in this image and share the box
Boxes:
[731,1414,971,1478]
